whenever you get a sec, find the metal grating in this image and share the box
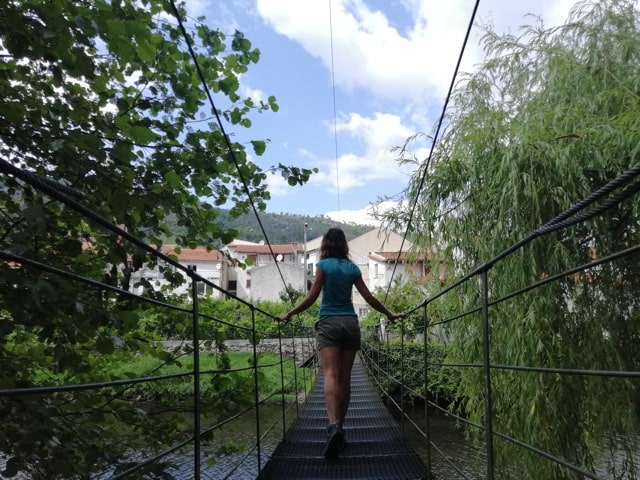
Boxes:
[257,356,431,479]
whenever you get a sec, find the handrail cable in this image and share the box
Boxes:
[0,167,315,477]
[6,2,636,478]
[0,156,314,329]
[362,333,611,480]
[1,8,315,480]
[422,241,640,330]
[402,162,640,317]
[0,158,249,306]
[359,164,638,479]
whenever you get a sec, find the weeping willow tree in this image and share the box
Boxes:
[380,0,640,478]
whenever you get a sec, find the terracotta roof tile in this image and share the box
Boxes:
[232,244,304,254]
[161,245,224,262]
[369,251,427,262]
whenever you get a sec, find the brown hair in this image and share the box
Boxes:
[320,228,349,260]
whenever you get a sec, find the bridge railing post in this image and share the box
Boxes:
[191,274,201,480]
[292,332,300,417]
[250,307,262,473]
[277,323,287,437]
[422,303,432,475]
[400,316,406,437]
[481,268,495,480]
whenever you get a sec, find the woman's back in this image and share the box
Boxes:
[317,257,361,318]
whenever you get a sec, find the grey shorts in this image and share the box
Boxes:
[315,315,361,351]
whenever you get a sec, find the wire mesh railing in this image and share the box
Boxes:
[0,161,317,479]
[360,163,640,480]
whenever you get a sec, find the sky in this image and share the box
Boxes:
[186,0,578,226]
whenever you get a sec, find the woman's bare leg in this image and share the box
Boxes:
[320,346,342,424]
[320,347,358,424]
[337,349,357,424]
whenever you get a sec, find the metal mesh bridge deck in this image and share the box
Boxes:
[257,356,430,479]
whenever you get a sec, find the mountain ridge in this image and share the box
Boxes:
[217,210,376,244]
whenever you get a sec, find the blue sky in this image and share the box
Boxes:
[186,0,577,225]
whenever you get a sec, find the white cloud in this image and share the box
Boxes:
[309,111,418,190]
[256,0,576,102]
[265,170,293,197]
[239,83,268,104]
[324,199,399,226]
[324,206,379,226]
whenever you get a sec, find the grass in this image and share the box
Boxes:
[109,352,315,404]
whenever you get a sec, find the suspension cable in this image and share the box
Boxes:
[167,0,300,311]
[383,0,482,303]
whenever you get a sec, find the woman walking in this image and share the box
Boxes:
[279,228,401,460]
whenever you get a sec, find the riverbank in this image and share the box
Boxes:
[161,337,316,365]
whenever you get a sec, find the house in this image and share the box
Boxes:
[223,241,305,301]
[343,228,415,317]
[130,245,230,299]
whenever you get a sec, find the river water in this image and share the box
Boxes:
[400,406,640,480]
[161,405,291,480]
[401,408,484,479]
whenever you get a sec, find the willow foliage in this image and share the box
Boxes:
[381,1,640,478]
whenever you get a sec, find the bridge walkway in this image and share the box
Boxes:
[257,356,430,480]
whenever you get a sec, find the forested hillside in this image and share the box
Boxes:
[167,210,376,245]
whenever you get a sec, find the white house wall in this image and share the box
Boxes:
[368,259,410,290]
[130,260,228,299]
[250,262,305,301]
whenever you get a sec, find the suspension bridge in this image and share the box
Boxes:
[1,159,638,479]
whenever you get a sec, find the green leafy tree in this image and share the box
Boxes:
[0,1,315,477]
[278,284,305,305]
[379,0,640,477]
[361,279,447,333]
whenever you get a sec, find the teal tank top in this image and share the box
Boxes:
[317,258,362,318]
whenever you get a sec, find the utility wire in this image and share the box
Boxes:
[329,0,341,220]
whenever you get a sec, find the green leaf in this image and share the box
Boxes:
[268,95,279,112]
[129,125,157,144]
[250,140,266,156]
[136,41,156,63]
[164,171,181,188]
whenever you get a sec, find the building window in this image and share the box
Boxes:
[246,279,251,288]
[228,280,237,291]
[358,307,369,318]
